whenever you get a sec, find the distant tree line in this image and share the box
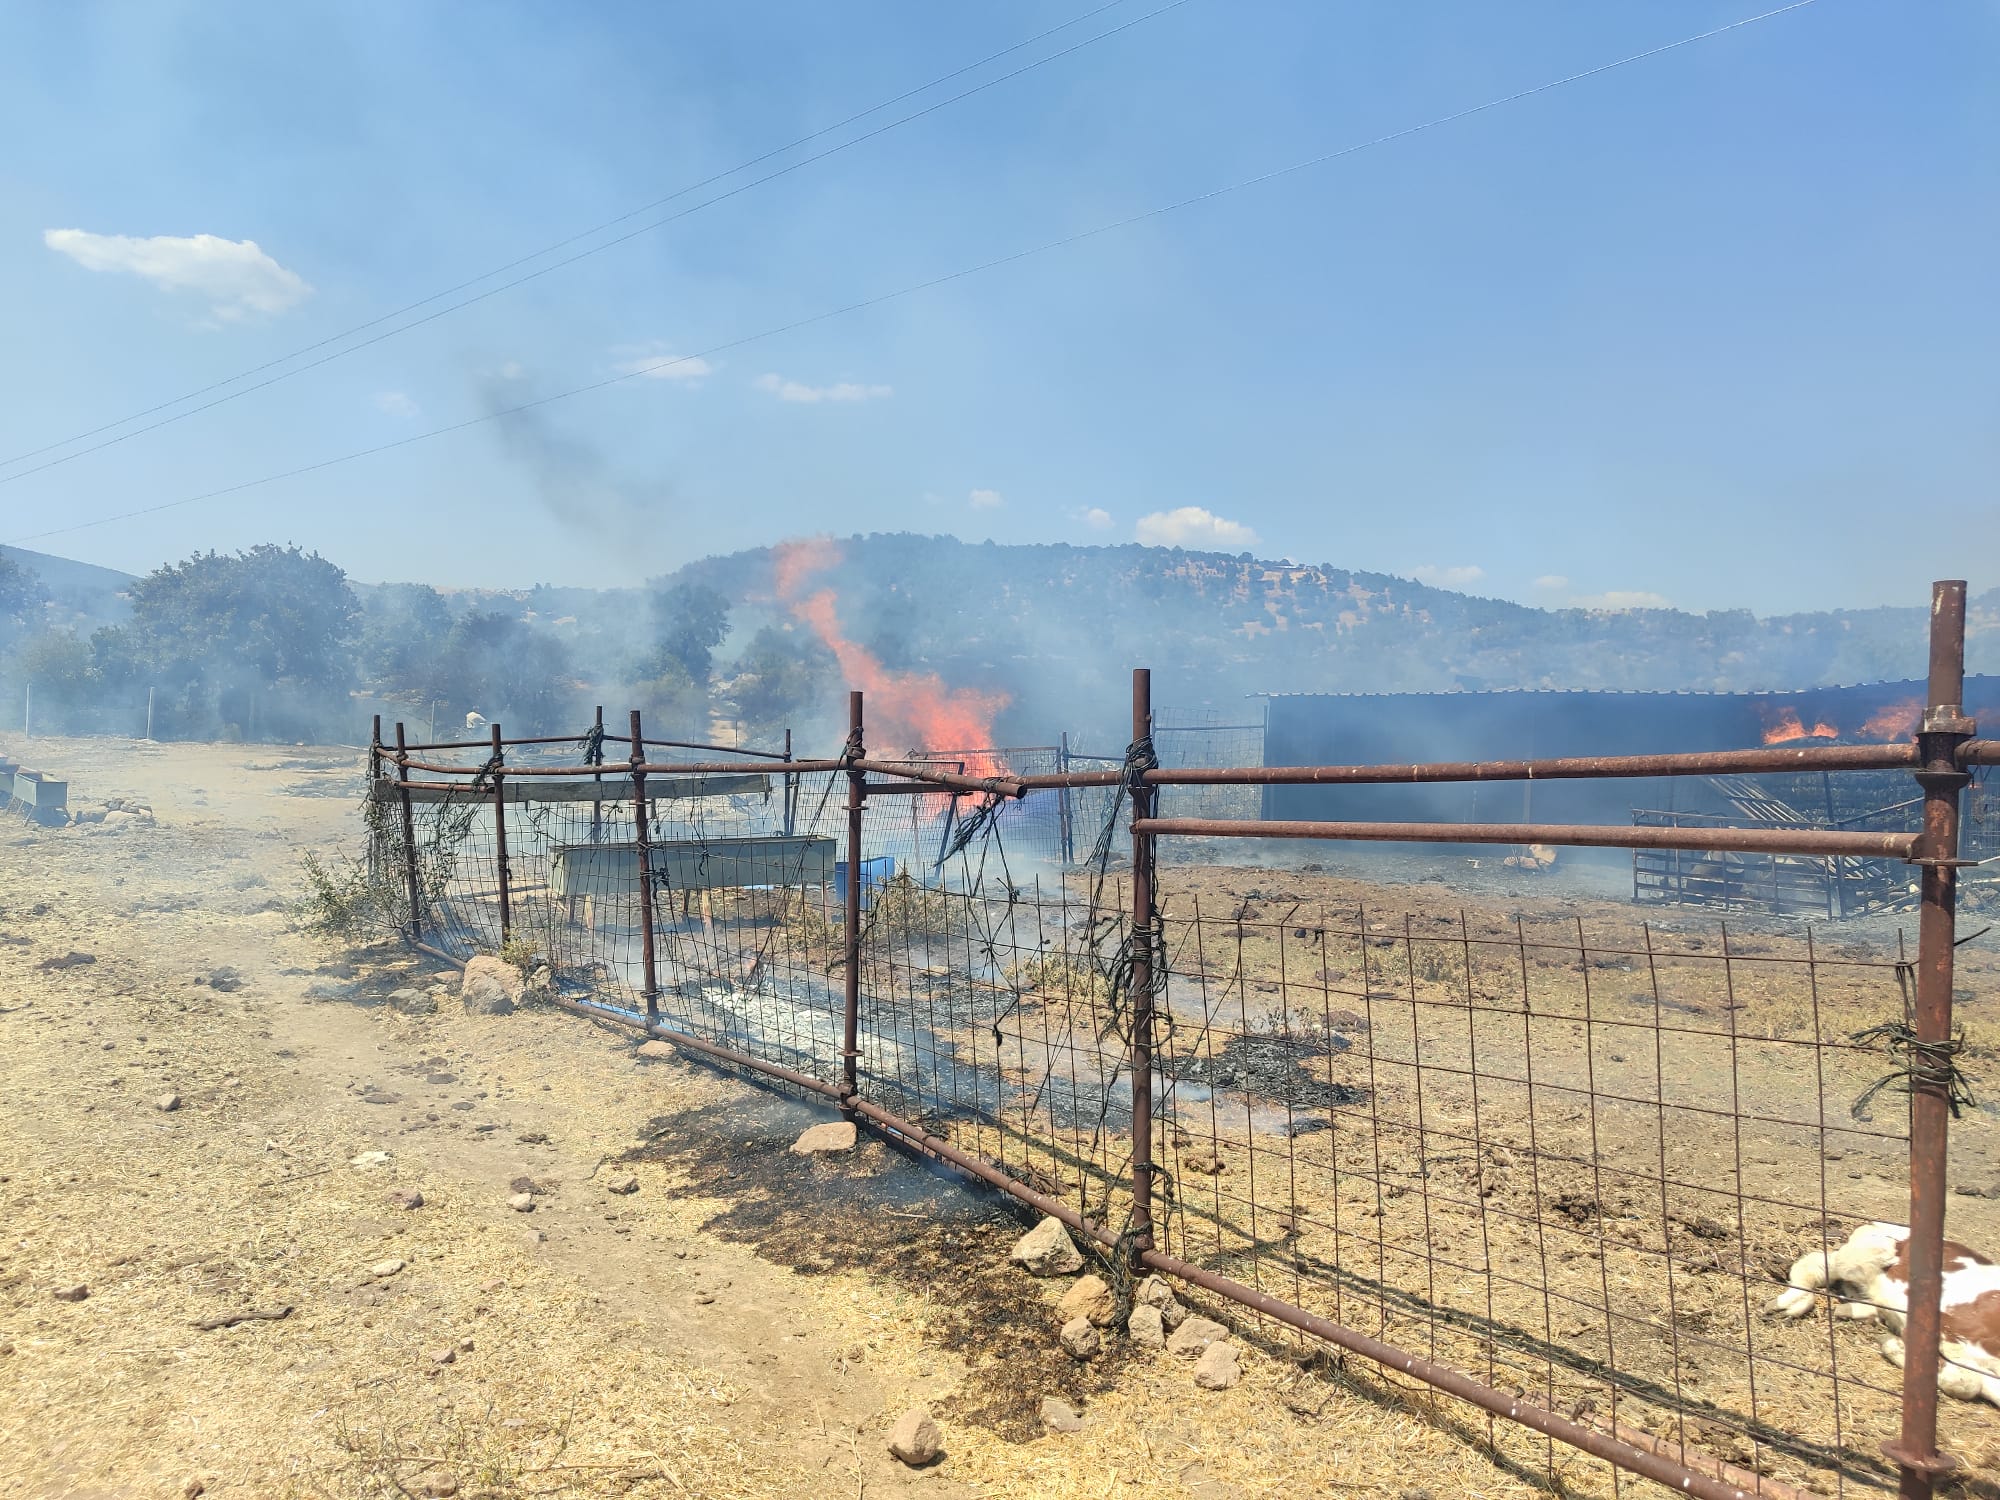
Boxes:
[0,546,836,746]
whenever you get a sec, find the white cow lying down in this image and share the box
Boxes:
[1766,1221,2000,1405]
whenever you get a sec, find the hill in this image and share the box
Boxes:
[1,543,133,627]
[659,533,1996,739]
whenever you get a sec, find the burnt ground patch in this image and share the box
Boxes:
[622,1090,1131,1441]
[1162,1030,1365,1110]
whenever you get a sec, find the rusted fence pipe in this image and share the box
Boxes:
[488,723,511,945]
[1128,667,1158,1258]
[1130,817,1921,860]
[1887,581,1975,1498]
[841,691,865,1102]
[847,757,1026,798]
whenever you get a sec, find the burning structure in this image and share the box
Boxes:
[1260,676,2000,914]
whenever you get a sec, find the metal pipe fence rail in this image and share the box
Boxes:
[359,580,1988,1500]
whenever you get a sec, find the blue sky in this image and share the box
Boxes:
[0,1,1992,614]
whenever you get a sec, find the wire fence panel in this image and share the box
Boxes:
[357,586,1985,1500]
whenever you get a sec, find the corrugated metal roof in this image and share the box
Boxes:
[1250,673,2000,701]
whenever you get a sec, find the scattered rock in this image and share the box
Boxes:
[389,987,438,1016]
[154,1092,181,1112]
[791,1121,858,1155]
[193,1306,292,1331]
[508,1192,535,1213]
[414,1478,459,1498]
[350,1150,393,1169]
[1193,1341,1241,1389]
[1398,1490,1435,1500]
[1167,1316,1229,1357]
[1059,1316,1102,1360]
[459,957,522,1016]
[508,1175,542,1194]
[37,951,95,971]
[886,1406,943,1467]
[386,1189,425,1211]
[51,1284,89,1303]
[361,1089,399,1106]
[1010,1216,1085,1276]
[1181,1151,1226,1175]
[1135,1274,1188,1330]
[635,1040,676,1061]
[370,1258,406,1278]
[1040,1396,1085,1433]
[521,1230,546,1247]
[430,1345,457,1365]
[604,1173,640,1195]
[1127,1303,1166,1349]
[1056,1273,1118,1328]
[304,980,356,1003]
[184,1481,206,1500]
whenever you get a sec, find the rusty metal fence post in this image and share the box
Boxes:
[393,722,423,944]
[489,722,511,947]
[1129,668,1157,1257]
[1059,730,1075,865]
[842,691,865,1102]
[630,710,660,1023]
[1888,580,1974,1497]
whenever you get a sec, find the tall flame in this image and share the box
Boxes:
[771,537,1010,773]
[1759,707,1839,745]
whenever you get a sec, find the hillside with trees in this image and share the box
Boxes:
[1,534,1990,748]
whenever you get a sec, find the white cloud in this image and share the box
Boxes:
[44,229,310,320]
[1570,590,1672,611]
[969,488,1004,511]
[1079,506,1113,532]
[1533,574,1570,591]
[1133,506,1260,550]
[1410,563,1485,589]
[612,343,712,382]
[754,373,892,404]
[374,391,420,420]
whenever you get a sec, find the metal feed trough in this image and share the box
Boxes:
[551,833,835,927]
[9,768,67,826]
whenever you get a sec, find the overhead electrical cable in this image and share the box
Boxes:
[6,0,1821,548]
[0,0,1179,481]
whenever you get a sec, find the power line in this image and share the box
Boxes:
[0,0,1172,480]
[7,0,1822,550]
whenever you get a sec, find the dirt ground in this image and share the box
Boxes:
[4,733,1998,1499]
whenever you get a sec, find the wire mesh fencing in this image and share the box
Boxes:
[360,581,1991,1500]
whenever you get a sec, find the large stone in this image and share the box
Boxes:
[1193,1341,1241,1390]
[1127,1303,1166,1349]
[886,1407,942,1466]
[1058,1316,1101,1360]
[1010,1216,1084,1276]
[635,1040,676,1061]
[790,1121,857,1155]
[1136,1273,1189,1330]
[1055,1274,1118,1328]
[389,987,438,1016]
[1166,1315,1229,1357]
[1040,1396,1085,1433]
[459,958,522,1016]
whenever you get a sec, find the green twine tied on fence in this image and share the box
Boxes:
[580,723,606,767]
[1850,1020,1977,1121]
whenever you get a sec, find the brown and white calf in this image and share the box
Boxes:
[1765,1221,2000,1405]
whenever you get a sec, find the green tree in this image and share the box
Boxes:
[730,626,832,743]
[644,580,732,683]
[441,611,581,734]
[110,545,361,738]
[0,553,46,643]
[358,583,456,698]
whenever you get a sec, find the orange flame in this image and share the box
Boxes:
[1759,707,1839,745]
[772,538,1011,774]
[1861,699,1921,742]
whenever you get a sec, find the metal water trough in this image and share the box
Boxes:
[9,768,67,826]
[551,833,836,926]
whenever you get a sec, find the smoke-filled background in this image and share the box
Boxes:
[3,533,1996,756]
